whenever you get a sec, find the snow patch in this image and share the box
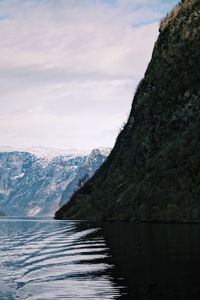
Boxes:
[12,173,25,180]
[26,207,41,217]
[96,147,111,156]
[24,147,90,159]
[0,189,11,196]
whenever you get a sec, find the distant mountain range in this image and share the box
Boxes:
[0,146,90,159]
[0,147,110,217]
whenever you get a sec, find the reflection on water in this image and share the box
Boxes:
[0,218,124,300]
[101,222,200,300]
[0,218,200,299]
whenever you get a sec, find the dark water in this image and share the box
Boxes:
[0,218,200,299]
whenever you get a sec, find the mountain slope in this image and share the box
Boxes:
[55,0,200,222]
[0,148,108,216]
[59,148,110,207]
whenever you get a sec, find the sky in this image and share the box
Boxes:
[0,0,178,150]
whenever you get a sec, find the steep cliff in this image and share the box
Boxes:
[55,0,200,222]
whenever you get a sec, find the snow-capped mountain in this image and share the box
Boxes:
[0,146,90,159]
[60,148,110,207]
[25,147,91,159]
[0,147,110,217]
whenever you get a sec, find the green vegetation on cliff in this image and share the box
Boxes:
[55,0,200,222]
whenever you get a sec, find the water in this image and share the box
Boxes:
[0,218,200,300]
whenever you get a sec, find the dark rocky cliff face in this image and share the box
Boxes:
[55,0,200,222]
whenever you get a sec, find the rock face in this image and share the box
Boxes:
[55,0,200,222]
[0,148,109,216]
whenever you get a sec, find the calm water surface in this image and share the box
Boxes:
[0,218,200,299]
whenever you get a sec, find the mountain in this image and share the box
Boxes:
[55,0,200,222]
[0,148,109,216]
[0,146,89,160]
[59,148,110,207]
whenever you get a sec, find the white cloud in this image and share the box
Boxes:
[0,0,178,149]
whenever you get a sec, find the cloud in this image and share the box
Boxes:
[0,0,178,149]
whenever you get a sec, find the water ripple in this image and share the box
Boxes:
[0,218,122,300]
